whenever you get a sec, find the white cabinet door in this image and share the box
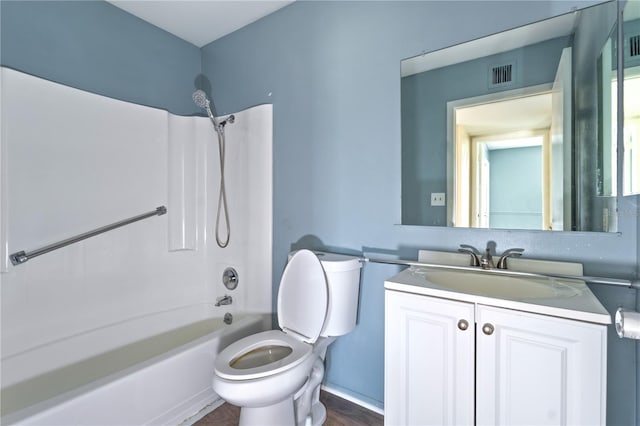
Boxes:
[385,290,475,425]
[475,305,607,426]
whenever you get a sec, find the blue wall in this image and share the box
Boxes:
[489,146,542,229]
[201,1,638,423]
[0,1,201,115]
[1,0,638,424]
[401,37,568,226]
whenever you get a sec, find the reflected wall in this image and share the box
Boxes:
[402,37,569,226]
[401,1,619,232]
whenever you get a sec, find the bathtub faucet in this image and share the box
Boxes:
[215,295,233,307]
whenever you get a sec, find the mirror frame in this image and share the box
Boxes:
[620,0,640,197]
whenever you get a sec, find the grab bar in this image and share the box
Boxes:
[9,206,167,266]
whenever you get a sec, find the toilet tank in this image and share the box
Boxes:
[314,251,363,337]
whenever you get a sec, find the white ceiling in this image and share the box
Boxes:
[107,0,293,47]
[401,11,577,77]
[456,93,553,138]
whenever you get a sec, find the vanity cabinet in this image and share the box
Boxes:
[385,289,607,426]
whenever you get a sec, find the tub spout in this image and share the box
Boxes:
[215,295,233,306]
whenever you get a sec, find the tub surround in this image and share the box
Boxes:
[0,67,272,423]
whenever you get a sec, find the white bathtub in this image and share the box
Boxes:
[0,304,269,425]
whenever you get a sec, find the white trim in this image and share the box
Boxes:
[446,83,553,227]
[321,385,385,416]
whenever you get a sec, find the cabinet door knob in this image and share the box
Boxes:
[457,319,469,331]
[482,323,495,335]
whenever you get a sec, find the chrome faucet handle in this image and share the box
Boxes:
[496,248,524,269]
[459,244,479,253]
[458,246,481,267]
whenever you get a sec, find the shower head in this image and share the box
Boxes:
[192,89,210,109]
[193,89,217,125]
[192,89,234,133]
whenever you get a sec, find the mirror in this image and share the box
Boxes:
[401,1,619,232]
[623,1,640,195]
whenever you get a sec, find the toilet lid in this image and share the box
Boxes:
[277,249,328,344]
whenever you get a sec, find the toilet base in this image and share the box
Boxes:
[312,401,327,426]
[297,401,327,426]
[294,336,335,425]
[239,397,295,426]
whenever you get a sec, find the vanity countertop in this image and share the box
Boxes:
[385,266,611,325]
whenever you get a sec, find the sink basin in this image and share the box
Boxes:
[385,260,611,324]
[410,268,581,299]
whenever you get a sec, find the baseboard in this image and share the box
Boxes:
[321,385,384,416]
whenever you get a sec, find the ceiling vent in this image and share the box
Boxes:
[630,35,640,58]
[488,62,515,89]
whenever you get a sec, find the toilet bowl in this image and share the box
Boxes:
[213,330,315,407]
[212,249,362,426]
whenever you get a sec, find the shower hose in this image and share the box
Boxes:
[215,125,230,248]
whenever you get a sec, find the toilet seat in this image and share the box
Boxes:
[215,330,313,380]
[215,250,329,382]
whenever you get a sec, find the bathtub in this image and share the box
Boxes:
[0,304,269,425]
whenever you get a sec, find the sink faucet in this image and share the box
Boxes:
[496,248,524,269]
[480,248,494,270]
[458,245,480,267]
[215,295,233,306]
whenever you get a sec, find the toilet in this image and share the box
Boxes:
[212,249,362,426]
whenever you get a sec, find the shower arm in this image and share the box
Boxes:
[206,108,235,133]
[9,206,167,266]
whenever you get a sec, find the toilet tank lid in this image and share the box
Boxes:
[314,251,363,272]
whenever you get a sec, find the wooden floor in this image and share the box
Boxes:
[195,390,383,426]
